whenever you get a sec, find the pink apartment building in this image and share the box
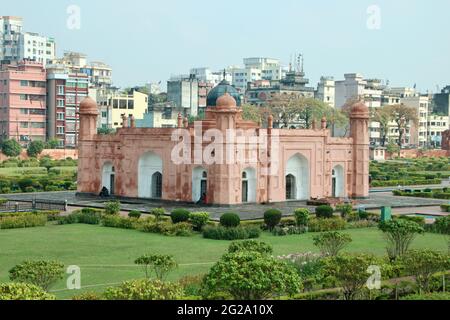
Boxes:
[0,60,47,145]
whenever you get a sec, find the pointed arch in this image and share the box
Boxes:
[285,153,310,200]
[138,152,163,199]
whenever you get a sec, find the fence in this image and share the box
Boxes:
[0,199,67,213]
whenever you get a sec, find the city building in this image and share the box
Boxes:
[0,60,47,145]
[77,82,370,205]
[135,102,181,129]
[245,67,315,106]
[47,64,89,147]
[167,75,200,117]
[97,90,148,129]
[0,16,56,65]
[48,52,113,95]
[315,76,336,108]
[400,94,430,148]
[433,85,450,117]
[427,114,449,148]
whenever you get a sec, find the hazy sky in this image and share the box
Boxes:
[2,0,449,92]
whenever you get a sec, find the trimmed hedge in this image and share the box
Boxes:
[307,217,347,232]
[315,205,334,219]
[0,213,47,229]
[220,213,241,228]
[264,209,282,231]
[170,209,191,224]
[140,221,193,237]
[203,225,261,240]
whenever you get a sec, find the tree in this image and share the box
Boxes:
[104,279,183,300]
[379,219,425,260]
[0,283,55,300]
[371,106,392,146]
[241,104,263,124]
[27,140,45,157]
[434,216,450,253]
[134,254,178,280]
[9,260,65,291]
[388,104,419,154]
[323,253,377,300]
[45,139,59,149]
[1,139,22,157]
[399,250,450,293]
[267,94,338,129]
[202,251,302,300]
[313,232,352,257]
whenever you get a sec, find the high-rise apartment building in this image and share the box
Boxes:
[0,16,56,66]
[0,60,47,145]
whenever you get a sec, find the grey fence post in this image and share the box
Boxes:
[64,200,68,212]
[15,202,19,213]
[32,199,36,210]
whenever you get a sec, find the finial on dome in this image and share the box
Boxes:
[79,96,99,115]
[321,117,327,129]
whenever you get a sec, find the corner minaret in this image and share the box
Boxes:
[79,96,99,140]
[350,101,370,198]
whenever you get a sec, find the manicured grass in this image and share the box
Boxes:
[0,167,48,177]
[0,224,447,299]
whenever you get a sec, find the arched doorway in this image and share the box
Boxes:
[242,168,256,203]
[285,154,310,201]
[138,152,163,199]
[102,162,115,195]
[285,174,296,200]
[192,167,208,203]
[332,165,345,198]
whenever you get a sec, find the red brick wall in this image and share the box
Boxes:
[386,149,450,159]
[0,149,78,162]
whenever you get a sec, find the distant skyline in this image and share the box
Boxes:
[2,0,449,93]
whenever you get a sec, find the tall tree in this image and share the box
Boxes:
[371,106,392,147]
[388,104,419,154]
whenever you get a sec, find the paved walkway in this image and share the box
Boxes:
[1,190,449,220]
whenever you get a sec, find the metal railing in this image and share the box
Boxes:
[0,199,67,213]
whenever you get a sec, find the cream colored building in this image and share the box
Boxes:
[427,115,449,148]
[98,90,148,129]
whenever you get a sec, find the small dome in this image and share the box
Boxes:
[216,93,237,109]
[351,101,369,113]
[207,79,241,107]
[79,96,98,114]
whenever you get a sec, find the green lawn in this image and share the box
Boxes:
[0,224,447,299]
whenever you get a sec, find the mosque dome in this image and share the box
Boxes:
[216,93,237,109]
[206,79,241,107]
[79,96,99,114]
[351,101,369,114]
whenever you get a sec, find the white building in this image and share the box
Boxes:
[316,76,336,108]
[400,94,430,148]
[0,16,55,65]
[427,115,449,148]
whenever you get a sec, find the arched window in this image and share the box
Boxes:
[242,172,247,179]
[202,171,208,179]
[152,172,163,199]
[286,174,296,200]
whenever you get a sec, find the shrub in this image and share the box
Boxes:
[202,251,302,300]
[0,198,8,205]
[398,215,426,226]
[128,210,142,219]
[104,201,121,215]
[0,214,47,229]
[336,204,353,219]
[399,250,450,293]
[379,219,425,260]
[27,141,45,158]
[104,279,183,300]
[313,232,353,257]
[57,213,80,225]
[278,252,323,292]
[189,212,210,231]
[264,209,282,231]
[203,225,261,241]
[72,292,102,300]
[307,217,347,232]
[9,260,64,291]
[228,240,273,255]
[170,208,191,224]
[315,205,334,219]
[0,283,55,300]
[220,213,241,228]
[140,221,192,237]
[401,292,450,300]
[323,253,377,300]
[101,215,136,229]
[134,254,178,280]
[78,210,102,225]
[294,208,310,227]
[272,225,307,236]
[1,139,22,157]
[441,204,450,213]
[150,208,165,221]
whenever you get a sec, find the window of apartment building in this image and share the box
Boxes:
[57,126,65,134]
[29,109,46,115]
[20,80,29,87]
[19,94,28,100]
[127,100,134,110]
[119,99,127,109]
[113,100,119,109]
[66,108,76,118]
[57,85,65,95]
[66,95,76,104]
[101,112,107,118]
[57,99,65,107]
[31,122,45,129]
[66,121,76,132]
[20,108,29,115]
[20,122,29,128]
[57,112,65,121]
